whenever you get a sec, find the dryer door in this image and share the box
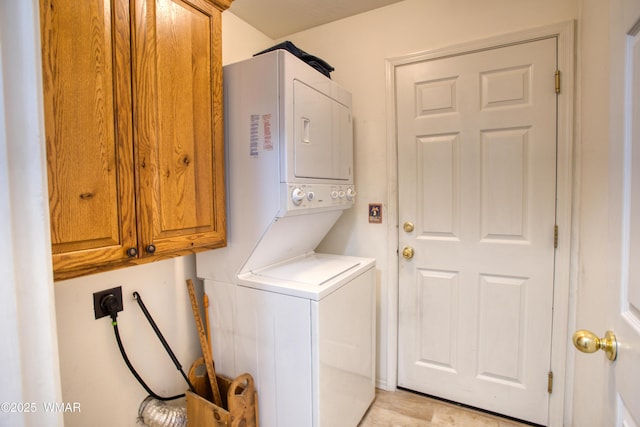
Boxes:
[293,80,352,180]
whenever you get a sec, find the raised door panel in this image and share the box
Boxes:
[40,0,137,278]
[133,0,226,257]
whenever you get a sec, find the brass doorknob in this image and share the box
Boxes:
[402,246,414,260]
[403,221,415,232]
[572,329,617,361]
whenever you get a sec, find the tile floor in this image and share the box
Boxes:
[358,388,533,427]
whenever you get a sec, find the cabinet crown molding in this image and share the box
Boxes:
[207,0,233,11]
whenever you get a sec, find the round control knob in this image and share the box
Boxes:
[291,187,306,206]
[338,190,346,199]
[331,190,339,199]
[346,187,356,201]
[307,192,315,201]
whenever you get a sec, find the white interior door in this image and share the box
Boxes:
[585,2,640,425]
[396,37,558,425]
[616,12,640,423]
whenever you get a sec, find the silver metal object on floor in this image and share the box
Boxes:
[138,396,187,427]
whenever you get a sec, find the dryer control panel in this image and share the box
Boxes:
[281,183,356,215]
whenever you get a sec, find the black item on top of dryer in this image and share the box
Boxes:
[254,41,335,78]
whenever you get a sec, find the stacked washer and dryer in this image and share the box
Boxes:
[196,50,376,427]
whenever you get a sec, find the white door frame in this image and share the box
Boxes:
[384,21,575,426]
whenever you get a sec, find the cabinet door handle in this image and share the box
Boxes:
[126,247,138,258]
[146,244,156,254]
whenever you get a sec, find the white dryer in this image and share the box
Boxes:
[196,50,375,427]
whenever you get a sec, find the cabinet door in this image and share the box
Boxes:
[40,0,137,277]
[132,0,227,258]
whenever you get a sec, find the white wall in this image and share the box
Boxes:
[222,12,274,65]
[0,1,63,426]
[278,0,579,391]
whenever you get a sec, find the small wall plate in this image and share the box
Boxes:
[369,203,382,224]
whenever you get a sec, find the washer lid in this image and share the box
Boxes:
[253,253,361,286]
[239,252,376,300]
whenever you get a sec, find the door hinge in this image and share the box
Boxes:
[554,225,559,249]
[548,371,554,394]
[555,70,561,94]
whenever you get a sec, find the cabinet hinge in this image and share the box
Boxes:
[554,225,559,249]
[548,371,554,394]
[555,70,561,94]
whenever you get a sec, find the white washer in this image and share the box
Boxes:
[233,253,375,427]
[204,253,375,427]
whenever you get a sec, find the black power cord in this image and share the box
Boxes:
[132,292,195,392]
[102,294,188,401]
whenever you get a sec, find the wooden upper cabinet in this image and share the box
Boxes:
[40,0,137,275]
[133,0,226,258]
[40,0,230,280]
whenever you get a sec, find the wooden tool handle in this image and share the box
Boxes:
[204,293,211,352]
[186,279,223,407]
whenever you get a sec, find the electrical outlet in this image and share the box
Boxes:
[93,286,123,319]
